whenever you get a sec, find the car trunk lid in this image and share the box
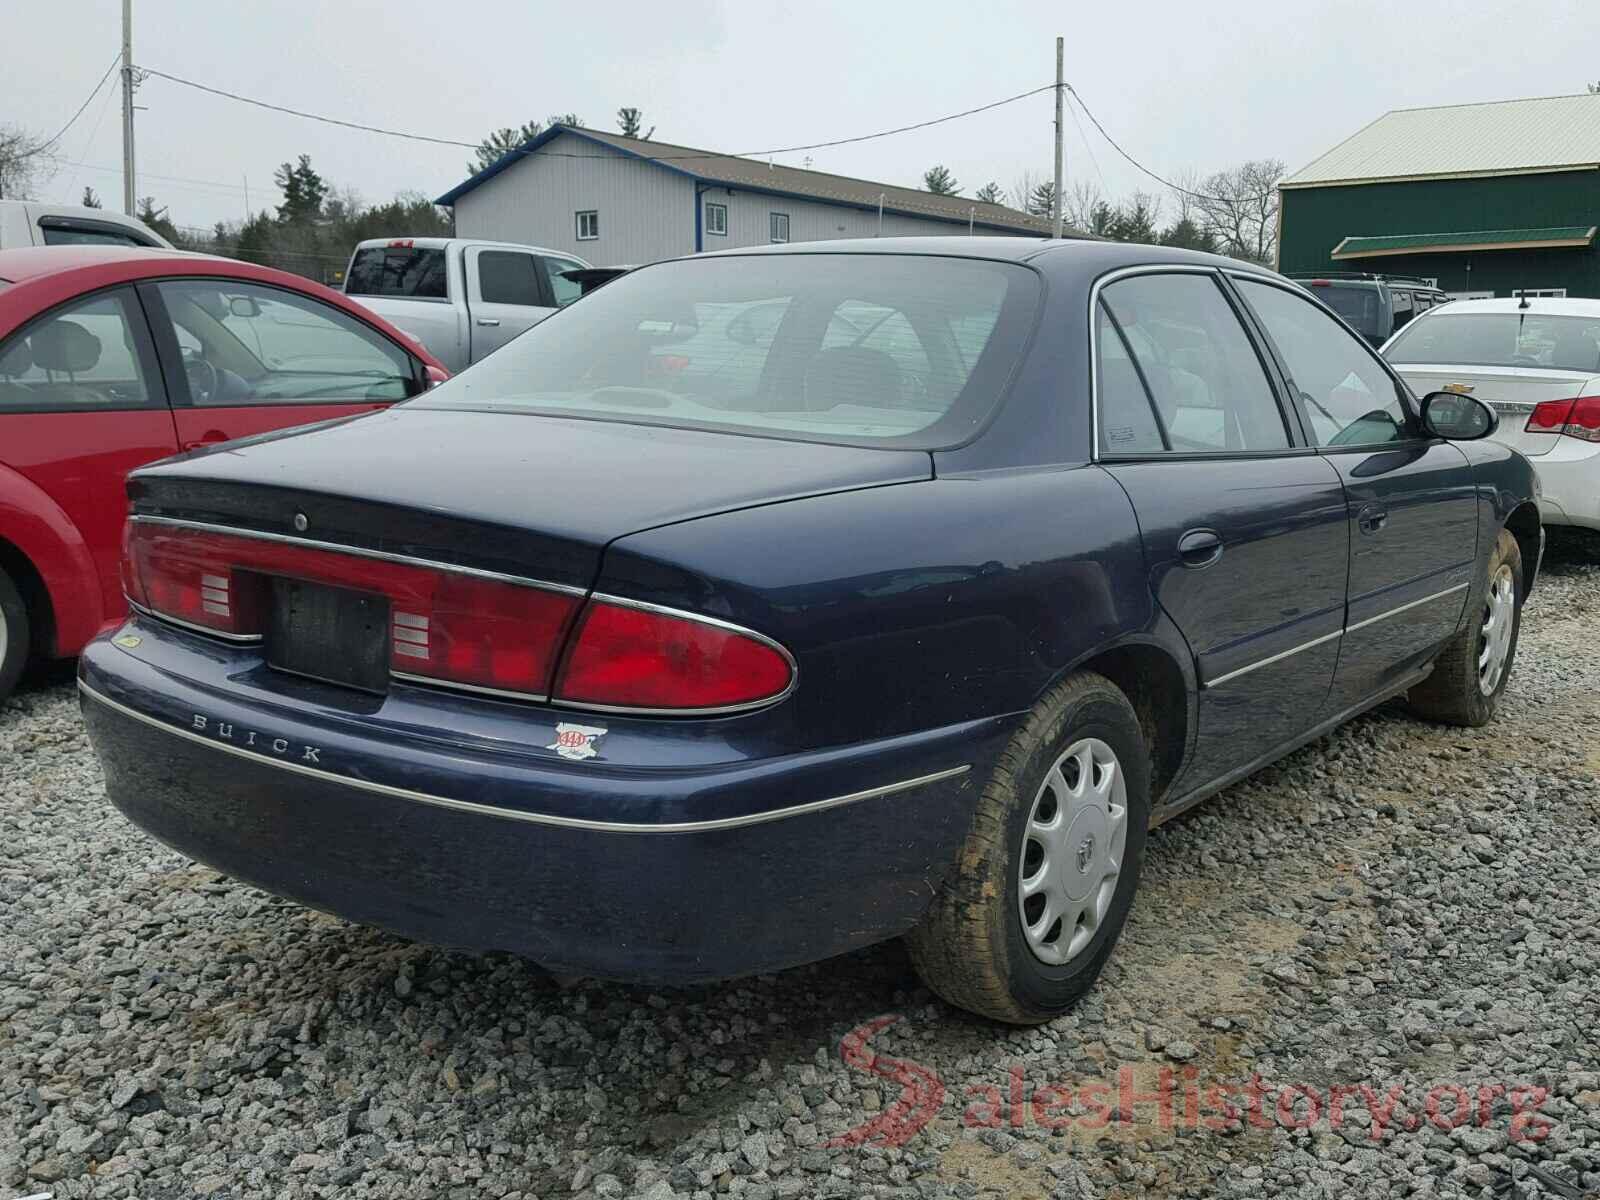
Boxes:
[1392,365,1600,457]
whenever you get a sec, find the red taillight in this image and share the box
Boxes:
[123,521,796,711]
[1526,396,1600,441]
[1309,279,1332,287]
[553,599,794,712]
[124,522,581,693]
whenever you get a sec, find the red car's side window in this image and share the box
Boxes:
[0,290,161,414]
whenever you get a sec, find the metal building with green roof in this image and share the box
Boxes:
[1278,93,1600,298]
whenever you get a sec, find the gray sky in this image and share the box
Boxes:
[10,0,1599,233]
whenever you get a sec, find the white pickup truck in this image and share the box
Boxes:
[342,237,590,373]
[0,199,172,249]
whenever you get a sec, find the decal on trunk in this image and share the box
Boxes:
[548,722,607,761]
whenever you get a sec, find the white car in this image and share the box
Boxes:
[0,199,172,250]
[1383,297,1600,538]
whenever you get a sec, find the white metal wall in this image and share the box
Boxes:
[452,134,697,266]
[450,135,1031,265]
[700,185,1020,249]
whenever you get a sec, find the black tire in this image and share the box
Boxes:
[0,565,29,702]
[1406,528,1522,727]
[905,672,1151,1024]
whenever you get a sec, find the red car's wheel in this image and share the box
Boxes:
[0,565,29,701]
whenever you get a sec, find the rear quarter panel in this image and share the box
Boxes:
[594,464,1163,752]
[1455,438,1543,593]
[0,462,105,655]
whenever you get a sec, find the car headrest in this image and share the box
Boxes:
[0,337,32,377]
[30,320,102,374]
[804,346,900,410]
[1550,330,1598,374]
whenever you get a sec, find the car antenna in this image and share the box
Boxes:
[1517,292,1531,310]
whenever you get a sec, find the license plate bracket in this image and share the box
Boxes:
[264,577,390,694]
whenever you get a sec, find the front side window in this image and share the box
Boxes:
[0,288,155,412]
[476,251,543,306]
[706,202,728,236]
[769,212,790,244]
[1238,278,1409,447]
[417,253,1040,449]
[40,224,154,248]
[1099,273,1289,452]
[157,280,416,406]
[576,210,599,241]
[540,256,587,308]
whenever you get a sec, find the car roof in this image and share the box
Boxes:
[0,245,211,283]
[1414,296,1600,317]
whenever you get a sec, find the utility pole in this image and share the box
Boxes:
[1052,36,1064,239]
[121,0,136,215]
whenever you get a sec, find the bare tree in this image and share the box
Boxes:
[1061,179,1106,231]
[1192,158,1285,265]
[1010,169,1049,213]
[0,124,55,200]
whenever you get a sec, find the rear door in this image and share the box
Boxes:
[1095,268,1349,790]
[465,246,555,360]
[144,278,421,450]
[1234,275,1479,708]
[0,286,179,625]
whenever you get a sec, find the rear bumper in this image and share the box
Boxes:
[1531,437,1600,530]
[80,622,1010,983]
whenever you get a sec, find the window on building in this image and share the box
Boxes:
[705,202,728,236]
[576,210,599,241]
[769,212,790,244]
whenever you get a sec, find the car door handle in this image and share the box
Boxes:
[182,430,229,452]
[1357,503,1389,534]
[476,318,501,327]
[1177,528,1224,568]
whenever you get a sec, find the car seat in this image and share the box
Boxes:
[27,319,104,406]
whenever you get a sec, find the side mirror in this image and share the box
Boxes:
[228,295,262,319]
[1420,391,1498,441]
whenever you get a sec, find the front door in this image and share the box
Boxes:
[144,279,413,450]
[1233,276,1480,709]
[1094,269,1349,792]
[0,286,179,628]
[466,246,555,360]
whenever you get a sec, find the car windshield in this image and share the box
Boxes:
[1385,312,1600,373]
[1306,284,1381,336]
[414,253,1041,448]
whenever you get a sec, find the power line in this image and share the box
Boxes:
[36,53,122,153]
[134,66,1055,165]
[1065,85,1275,204]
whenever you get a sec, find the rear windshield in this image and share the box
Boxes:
[414,253,1041,448]
[346,245,448,300]
[1385,312,1600,372]
[1306,283,1381,334]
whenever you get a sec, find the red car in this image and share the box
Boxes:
[0,246,448,699]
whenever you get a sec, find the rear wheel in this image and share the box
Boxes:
[906,672,1150,1024]
[0,566,29,702]
[1406,528,1522,727]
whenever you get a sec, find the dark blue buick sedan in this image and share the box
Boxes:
[81,239,1539,1023]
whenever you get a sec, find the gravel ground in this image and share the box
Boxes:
[3,553,1597,1200]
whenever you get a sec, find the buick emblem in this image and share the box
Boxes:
[293,512,309,532]
[1077,835,1096,873]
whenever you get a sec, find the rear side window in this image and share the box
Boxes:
[418,253,1041,449]
[1099,273,1289,452]
[1096,304,1165,454]
[476,251,543,306]
[345,245,448,299]
[541,256,586,308]
[0,289,156,412]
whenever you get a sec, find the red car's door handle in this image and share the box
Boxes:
[182,430,230,452]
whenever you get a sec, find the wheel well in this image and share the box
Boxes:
[1077,643,1188,802]
[0,537,55,661]
[1504,503,1541,597]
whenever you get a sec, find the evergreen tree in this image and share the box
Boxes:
[923,165,960,196]
[974,181,1003,204]
[80,186,101,208]
[273,155,328,224]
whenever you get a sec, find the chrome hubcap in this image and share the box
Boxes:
[1478,564,1515,695]
[1018,737,1128,965]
